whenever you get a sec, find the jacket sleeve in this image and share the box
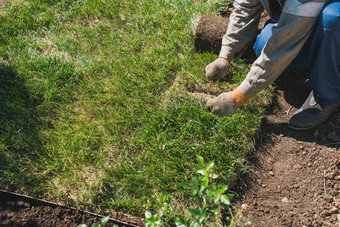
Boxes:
[238,0,328,97]
[219,0,264,59]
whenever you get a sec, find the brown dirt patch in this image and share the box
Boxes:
[233,70,340,226]
[0,198,103,227]
[194,15,230,55]
[0,190,143,227]
[194,12,269,59]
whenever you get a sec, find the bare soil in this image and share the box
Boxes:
[233,70,340,227]
[194,15,230,55]
[0,190,143,227]
[194,12,269,60]
[194,14,258,60]
[0,198,103,227]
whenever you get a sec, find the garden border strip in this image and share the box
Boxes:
[0,189,139,227]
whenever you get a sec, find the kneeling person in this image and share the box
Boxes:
[206,0,340,130]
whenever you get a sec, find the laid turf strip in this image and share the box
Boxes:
[0,0,272,221]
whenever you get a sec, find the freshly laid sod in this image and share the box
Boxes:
[0,0,272,222]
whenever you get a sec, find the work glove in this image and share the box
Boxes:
[207,92,237,117]
[205,58,230,81]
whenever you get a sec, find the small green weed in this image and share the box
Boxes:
[79,216,117,227]
[144,155,248,227]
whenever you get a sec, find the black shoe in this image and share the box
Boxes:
[289,91,340,130]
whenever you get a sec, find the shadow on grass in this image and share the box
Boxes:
[0,64,44,193]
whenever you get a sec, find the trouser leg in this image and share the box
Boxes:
[305,0,340,105]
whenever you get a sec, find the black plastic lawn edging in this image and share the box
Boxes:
[0,189,140,227]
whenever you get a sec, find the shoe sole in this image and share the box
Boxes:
[288,124,320,131]
[288,118,329,131]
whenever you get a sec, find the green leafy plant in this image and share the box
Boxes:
[174,155,234,227]
[145,155,239,227]
[144,193,170,227]
[226,205,251,227]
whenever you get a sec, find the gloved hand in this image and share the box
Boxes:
[205,58,230,81]
[207,92,237,117]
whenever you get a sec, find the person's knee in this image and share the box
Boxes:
[253,22,276,57]
[322,1,340,31]
[253,34,266,57]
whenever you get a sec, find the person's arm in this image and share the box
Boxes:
[219,0,264,60]
[205,0,263,81]
[237,0,327,97]
[208,0,328,117]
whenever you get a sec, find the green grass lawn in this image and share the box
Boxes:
[0,0,273,223]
